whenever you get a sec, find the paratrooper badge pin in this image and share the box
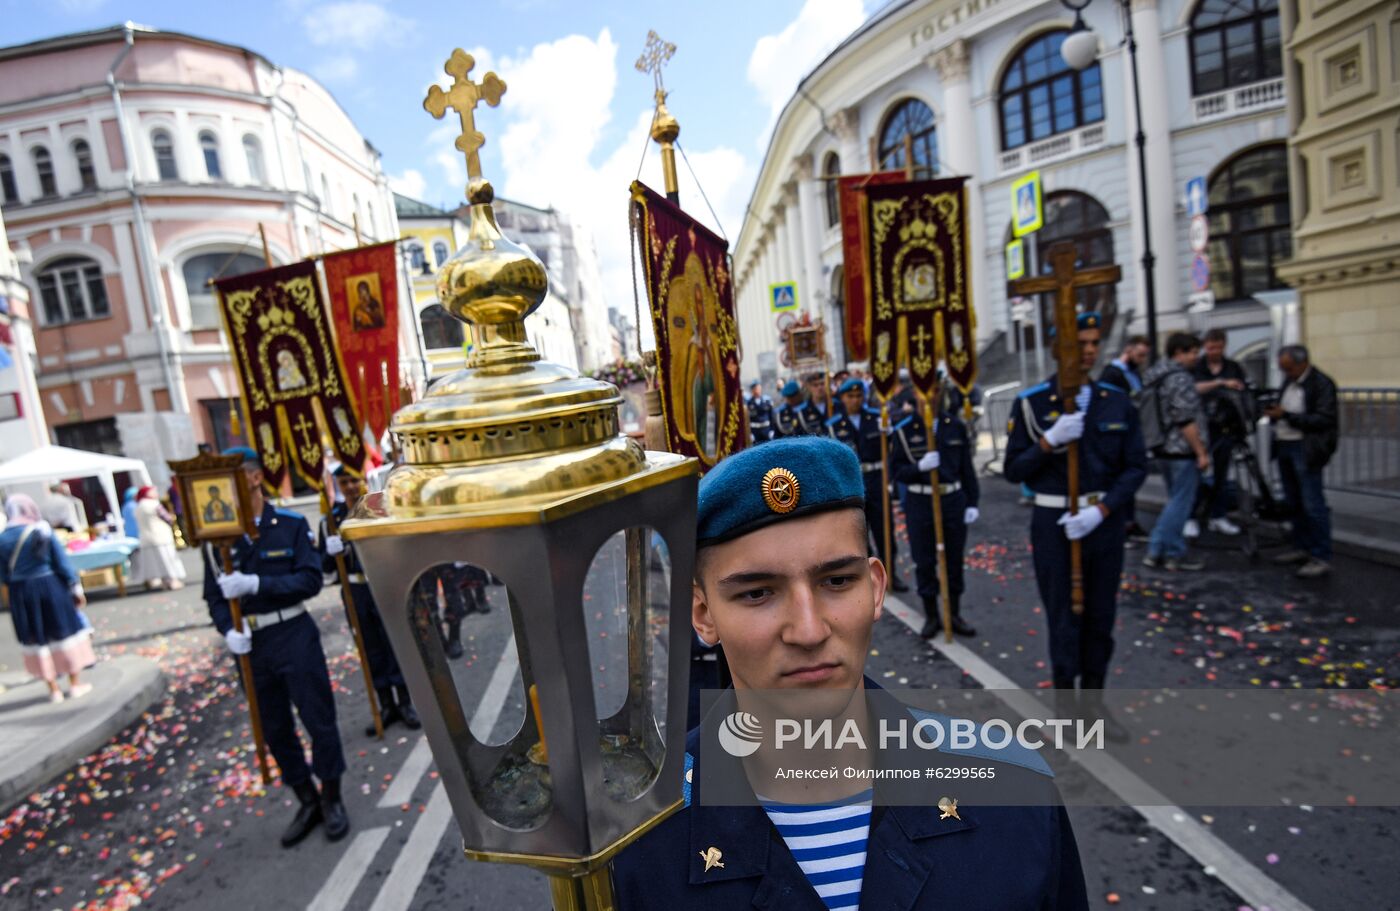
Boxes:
[699,846,725,872]
[938,796,960,820]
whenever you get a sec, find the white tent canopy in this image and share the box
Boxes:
[0,445,153,525]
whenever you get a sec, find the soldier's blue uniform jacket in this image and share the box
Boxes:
[613,681,1088,910]
[1004,375,1147,684]
[797,398,827,435]
[203,501,346,787]
[827,402,899,565]
[320,502,405,692]
[745,393,776,444]
[890,410,979,604]
[774,400,822,437]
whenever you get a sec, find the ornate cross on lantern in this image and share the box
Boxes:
[424,49,507,183]
[634,29,676,95]
[1010,240,1121,616]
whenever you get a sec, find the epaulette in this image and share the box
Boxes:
[862,406,882,417]
[1096,382,1125,394]
[274,507,305,523]
[892,415,914,432]
[1018,381,1050,399]
[906,707,1054,777]
[825,414,843,427]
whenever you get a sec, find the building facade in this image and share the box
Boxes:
[0,25,404,484]
[734,0,1295,386]
[1277,0,1399,387]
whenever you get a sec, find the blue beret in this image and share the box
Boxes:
[836,377,864,396]
[696,437,864,547]
[1077,311,1101,330]
[780,380,801,397]
[223,446,259,466]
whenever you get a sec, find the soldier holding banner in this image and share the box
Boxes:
[826,378,908,593]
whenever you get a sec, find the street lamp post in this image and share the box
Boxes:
[1060,0,1159,355]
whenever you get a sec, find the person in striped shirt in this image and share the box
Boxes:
[613,436,1089,910]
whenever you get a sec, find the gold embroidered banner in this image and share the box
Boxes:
[215,260,363,491]
[863,176,976,400]
[630,180,744,471]
[322,241,401,456]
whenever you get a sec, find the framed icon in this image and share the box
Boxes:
[167,452,258,544]
[787,323,825,366]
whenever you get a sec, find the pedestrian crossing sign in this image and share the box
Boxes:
[1011,171,1043,237]
[1006,239,1026,280]
[770,282,798,313]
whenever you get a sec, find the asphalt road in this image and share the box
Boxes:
[0,486,1395,910]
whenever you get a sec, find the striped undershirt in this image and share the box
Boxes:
[761,789,873,911]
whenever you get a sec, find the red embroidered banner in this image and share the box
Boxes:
[214,260,364,491]
[322,241,401,455]
[863,176,977,401]
[838,171,904,364]
[630,181,745,472]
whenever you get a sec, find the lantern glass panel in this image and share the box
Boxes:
[583,527,671,803]
[409,562,549,831]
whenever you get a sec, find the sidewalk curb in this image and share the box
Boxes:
[0,655,165,813]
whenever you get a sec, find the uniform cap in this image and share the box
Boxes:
[836,377,865,396]
[696,437,864,547]
[780,379,801,397]
[223,446,259,466]
[1048,311,1103,339]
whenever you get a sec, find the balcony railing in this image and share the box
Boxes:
[998,122,1107,175]
[1193,78,1285,124]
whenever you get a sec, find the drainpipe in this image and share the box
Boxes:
[268,67,301,258]
[108,24,185,414]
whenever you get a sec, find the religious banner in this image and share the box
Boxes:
[215,261,363,491]
[837,171,904,362]
[322,241,401,454]
[630,180,744,471]
[863,176,976,399]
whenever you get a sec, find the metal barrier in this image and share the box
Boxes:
[1325,388,1400,499]
[978,381,1022,473]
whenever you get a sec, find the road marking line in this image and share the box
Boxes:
[305,825,391,911]
[378,736,432,809]
[366,785,453,911]
[883,593,1314,911]
[469,634,519,739]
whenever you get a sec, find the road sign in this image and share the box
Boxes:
[1187,291,1215,313]
[1189,214,1209,254]
[1186,177,1207,217]
[769,281,798,313]
[1011,171,1043,237]
[1191,254,1211,292]
[1005,239,1026,280]
[1009,298,1035,322]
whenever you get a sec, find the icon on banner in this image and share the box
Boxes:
[769,282,798,313]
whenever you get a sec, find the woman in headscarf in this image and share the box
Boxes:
[121,487,139,539]
[0,494,94,702]
[130,486,185,591]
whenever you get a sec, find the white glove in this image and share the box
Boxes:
[964,507,979,525]
[1057,507,1105,541]
[1043,411,1086,448]
[217,571,260,600]
[917,451,940,472]
[325,535,345,556]
[224,621,252,655]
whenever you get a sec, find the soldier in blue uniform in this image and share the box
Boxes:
[612,437,1088,910]
[204,447,350,847]
[1003,313,1146,738]
[889,386,980,637]
[773,380,814,437]
[320,465,421,736]
[826,377,908,592]
[744,380,775,444]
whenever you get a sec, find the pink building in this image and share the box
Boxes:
[0,24,406,485]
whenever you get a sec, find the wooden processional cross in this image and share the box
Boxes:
[1010,240,1121,615]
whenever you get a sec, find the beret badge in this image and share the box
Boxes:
[760,467,800,515]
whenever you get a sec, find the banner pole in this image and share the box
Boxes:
[878,400,895,593]
[222,544,271,783]
[352,212,363,246]
[257,223,272,268]
[921,391,954,643]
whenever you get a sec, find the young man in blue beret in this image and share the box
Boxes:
[774,379,819,438]
[744,380,776,444]
[613,437,1088,909]
[827,377,908,592]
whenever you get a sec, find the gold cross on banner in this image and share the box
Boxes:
[424,49,507,181]
[634,30,676,94]
[293,412,317,450]
[910,323,933,362]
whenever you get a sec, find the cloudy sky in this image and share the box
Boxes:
[5,0,873,320]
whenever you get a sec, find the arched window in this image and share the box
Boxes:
[1207,144,1291,303]
[433,241,449,267]
[35,257,110,325]
[999,31,1103,151]
[1189,0,1281,96]
[72,139,96,191]
[199,131,222,179]
[366,203,378,238]
[1014,191,1117,344]
[243,135,265,184]
[877,99,937,174]
[822,152,841,228]
[183,251,266,329]
[320,175,331,211]
[152,130,178,181]
[32,146,57,197]
[420,303,464,350]
[0,153,17,204]
[408,242,426,272]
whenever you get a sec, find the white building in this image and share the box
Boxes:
[735,0,1292,385]
[0,207,48,460]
